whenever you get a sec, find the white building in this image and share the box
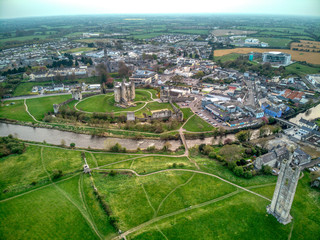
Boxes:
[262,52,291,66]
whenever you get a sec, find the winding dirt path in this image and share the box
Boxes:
[24,98,40,123]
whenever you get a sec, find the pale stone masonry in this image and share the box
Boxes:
[114,79,135,106]
[267,154,301,225]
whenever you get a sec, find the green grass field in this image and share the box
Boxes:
[180,108,194,121]
[257,37,292,48]
[183,115,214,132]
[0,174,117,240]
[0,100,35,122]
[27,94,72,120]
[76,93,145,113]
[285,62,320,77]
[62,47,97,53]
[0,144,319,240]
[215,53,242,63]
[134,102,173,117]
[0,35,49,46]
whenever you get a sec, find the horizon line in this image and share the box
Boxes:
[1,12,320,21]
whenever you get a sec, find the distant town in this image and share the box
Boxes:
[0,14,319,240]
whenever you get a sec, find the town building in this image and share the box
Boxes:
[129,70,158,85]
[262,52,291,66]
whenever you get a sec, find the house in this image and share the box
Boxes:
[298,118,319,131]
[88,84,101,90]
[293,148,311,165]
[254,146,289,170]
[280,89,305,102]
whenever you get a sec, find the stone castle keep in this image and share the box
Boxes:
[114,79,135,107]
[267,154,301,225]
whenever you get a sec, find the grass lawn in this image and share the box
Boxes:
[76,94,145,113]
[93,171,236,231]
[90,152,137,167]
[257,37,292,48]
[285,62,320,77]
[214,53,242,63]
[27,94,72,120]
[13,82,40,96]
[183,115,214,132]
[194,156,277,187]
[0,145,48,199]
[1,142,319,240]
[129,172,319,240]
[134,89,154,101]
[134,102,173,117]
[0,100,35,122]
[107,155,196,174]
[62,47,97,53]
[42,147,83,175]
[0,174,116,240]
[180,108,194,121]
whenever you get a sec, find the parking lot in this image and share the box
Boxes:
[178,95,260,130]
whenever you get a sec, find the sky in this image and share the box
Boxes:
[0,0,319,19]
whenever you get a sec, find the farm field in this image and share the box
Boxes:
[214,48,320,65]
[290,40,320,51]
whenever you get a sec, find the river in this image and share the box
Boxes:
[289,103,320,124]
[0,123,261,151]
[0,123,182,151]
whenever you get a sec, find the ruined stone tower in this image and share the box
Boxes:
[114,79,135,107]
[71,89,82,100]
[267,154,301,224]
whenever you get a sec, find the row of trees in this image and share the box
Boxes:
[0,135,25,158]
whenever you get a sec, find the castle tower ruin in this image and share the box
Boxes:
[267,154,301,225]
[114,79,135,107]
[71,89,82,100]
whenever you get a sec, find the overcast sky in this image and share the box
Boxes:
[0,0,319,19]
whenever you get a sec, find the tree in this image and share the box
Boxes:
[261,165,272,175]
[52,169,63,180]
[233,166,244,177]
[236,130,251,142]
[70,143,75,148]
[118,61,130,78]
